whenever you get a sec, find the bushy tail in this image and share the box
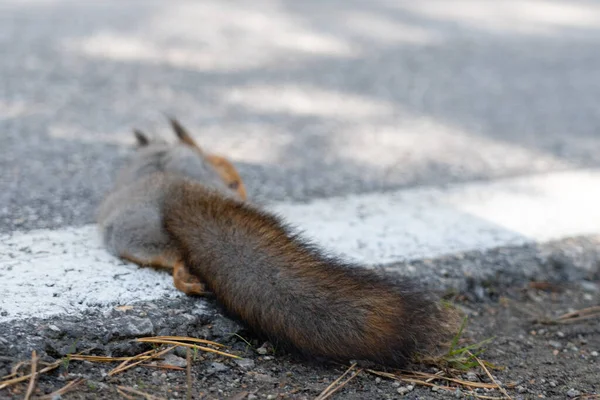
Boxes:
[163,180,458,367]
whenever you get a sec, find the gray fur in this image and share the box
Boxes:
[98,139,234,261]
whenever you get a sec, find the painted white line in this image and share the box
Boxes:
[2,169,600,322]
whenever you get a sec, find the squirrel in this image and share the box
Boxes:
[97,119,457,368]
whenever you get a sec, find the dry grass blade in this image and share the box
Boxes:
[468,351,512,400]
[315,363,362,400]
[112,348,160,373]
[117,387,137,400]
[539,305,600,325]
[140,364,185,371]
[117,385,167,400]
[24,351,38,400]
[367,369,508,390]
[555,306,600,324]
[137,336,226,348]
[0,360,61,390]
[10,361,27,377]
[109,346,176,377]
[186,348,192,400]
[38,377,85,400]
[69,355,150,363]
[135,338,239,359]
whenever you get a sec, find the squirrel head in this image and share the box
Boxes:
[119,118,247,200]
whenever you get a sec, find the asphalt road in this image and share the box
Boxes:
[1,2,600,399]
[2,0,600,234]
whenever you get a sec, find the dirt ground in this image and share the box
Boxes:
[1,280,598,400]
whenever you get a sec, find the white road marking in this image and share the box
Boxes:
[2,169,600,322]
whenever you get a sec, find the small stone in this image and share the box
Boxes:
[254,373,277,384]
[375,377,382,384]
[567,389,581,398]
[454,388,462,398]
[109,316,154,338]
[263,356,273,361]
[248,395,258,400]
[266,395,276,400]
[517,385,527,393]
[431,385,440,392]
[256,346,268,355]
[591,351,599,357]
[397,386,412,395]
[206,362,230,375]
[557,331,565,338]
[235,358,255,369]
[160,354,187,368]
[392,381,401,388]
[548,340,562,349]
[466,371,478,382]
[549,381,557,388]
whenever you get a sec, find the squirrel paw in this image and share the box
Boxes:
[173,261,208,296]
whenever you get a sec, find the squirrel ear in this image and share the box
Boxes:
[133,129,150,146]
[169,118,202,151]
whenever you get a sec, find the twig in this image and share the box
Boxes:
[539,305,600,325]
[24,351,38,400]
[109,346,176,377]
[38,377,85,399]
[367,369,512,390]
[469,351,512,400]
[116,387,137,400]
[315,363,361,400]
[186,348,192,400]
[139,364,185,371]
[556,306,600,320]
[135,338,239,359]
[116,385,167,400]
[0,360,61,390]
[137,336,226,348]
[111,348,160,374]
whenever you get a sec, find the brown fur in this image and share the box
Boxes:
[98,119,457,368]
[163,181,456,367]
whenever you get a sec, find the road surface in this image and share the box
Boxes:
[1,1,599,399]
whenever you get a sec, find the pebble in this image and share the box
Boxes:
[256,347,268,355]
[254,373,277,384]
[548,340,562,349]
[248,395,258,400]
[557,331,565,338]
[466,371,478,382]
[392,381,401,388]
[549,381,557,388]
[235,358,255,369]
[397,385,414,395]
[591,351,599,357]
[567,388,581,398]
[266,395,276,400]
[161,354,187,368]
[206,362,230,375]
[517,385,527,393]
[375,377,381,384]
